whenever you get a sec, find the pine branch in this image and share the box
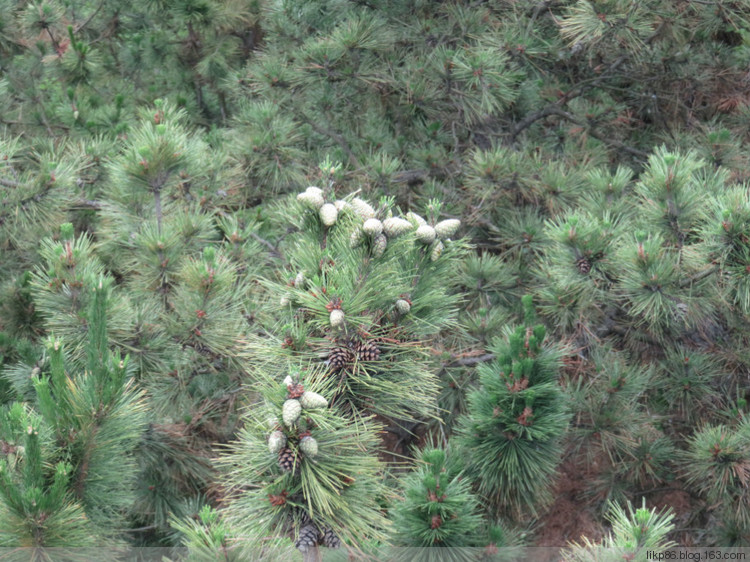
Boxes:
[75,0,106,34]
[678,265,719,288]
[248,231,282,259]
[510,105,568,141]
[298,113,360,168]
[153,189,163,234]
[511,20,668,141]
[540,106,650,158]
[446,352,495,367]
[391,169,428,185]
[0,177,20,188]
[74,199,104,210]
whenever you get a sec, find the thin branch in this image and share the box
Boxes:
[510,105,566,141]
[542,106,650,158]
[123,524,159,533]
[298,113,360,168]
[0,177,20,188]
[75,0,106,34]
[446,353,495,367]
[511,20,667,141]
[679,265,719,288]
[391,169,428,184]
[74,199,104,210]
[249,231,285,263]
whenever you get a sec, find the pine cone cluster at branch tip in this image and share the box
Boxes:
[576,256,592,274]
[372,233,387,257]
[296,524,319,552]
[321,528,341,549]
[287,382,305,399]
[282,399,302,427]
[294,272,305,288]
[355,340,381,362]
[334,199,348,211]
[278,447,298,474]
[328,346,355,371]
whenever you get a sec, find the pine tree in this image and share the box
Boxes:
[562,500,675,562]
[2,0,750,550]
[564,346,674,503]
[456,295,569,518]
[245,177,467,423]
[0,274,147,546]
[681,419,750,545]
[388,447,484,561]
[211,177,470,559]
[169,504,295,561]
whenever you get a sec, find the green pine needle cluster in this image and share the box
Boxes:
[389,447,484,554]
[457,296,569,518]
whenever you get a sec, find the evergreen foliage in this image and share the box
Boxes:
[1,0,750,554]
[389,447,484,558]
[681,419,750,544]
[457,296,569,518]
[246,183,468,422]
[219,373,389,556]
[562,500,675,562]
[0,274,147,546]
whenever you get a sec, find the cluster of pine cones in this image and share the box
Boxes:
[294,509,341,551]
[327,338,381,372]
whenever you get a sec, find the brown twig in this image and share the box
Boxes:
[511,21,667,142]
[678,265,719,288]
[299,113,360,168]
[75,0,106,34]
[0,177,20,188]
[445,353,495,367]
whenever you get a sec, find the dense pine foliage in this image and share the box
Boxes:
[2,0,750,558]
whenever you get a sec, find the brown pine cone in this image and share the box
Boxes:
[278,447,299,475]
[355,340,381,362]
[328,346,355,371]
[296,524,319,552]
[576,256,592,274]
